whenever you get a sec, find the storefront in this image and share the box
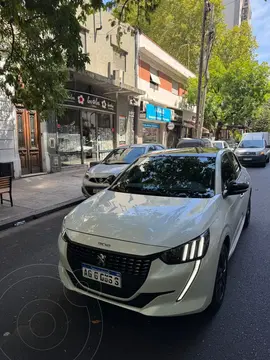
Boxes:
[139,103,171,145]
[167,109,183,148]
[57,90,116,166]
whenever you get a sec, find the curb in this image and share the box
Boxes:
[0,197,85,232]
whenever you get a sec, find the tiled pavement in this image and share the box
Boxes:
[0,166,87,230]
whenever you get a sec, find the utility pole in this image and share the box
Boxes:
[198,4,215,138]
[195,0,211,137]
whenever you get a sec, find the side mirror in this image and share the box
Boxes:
[106,175,116,185]
[89,161,100,168]
[266,145,270,149]
[225,181,249,197]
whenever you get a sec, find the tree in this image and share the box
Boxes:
[0,0,158,117]
[252,102,270,132]
[114,0,224,73]
[187,22,270,138]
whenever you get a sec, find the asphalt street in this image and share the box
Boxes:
[0,164,270,360]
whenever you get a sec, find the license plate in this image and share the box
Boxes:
[82,264,122,288]
[243,158,252,161]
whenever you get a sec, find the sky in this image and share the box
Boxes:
[252,0,270,63]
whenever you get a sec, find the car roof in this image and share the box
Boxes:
[143,147,221,157]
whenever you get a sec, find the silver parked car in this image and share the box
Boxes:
[82,143,165,197]
[234,137,270,167]
[213,140,232,150]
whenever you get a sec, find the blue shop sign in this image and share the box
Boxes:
[146,104,171,123]
[143,123,160,129]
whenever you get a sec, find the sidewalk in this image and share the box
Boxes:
[0,166,87,230]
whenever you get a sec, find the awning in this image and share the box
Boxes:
[184,120,195,128]
[150,73,161,85]
[202,127,210,133]
[71,70,145,97]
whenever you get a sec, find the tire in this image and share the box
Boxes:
[267,157,270,164]
[244,197,251,229]
[207,244,228,315]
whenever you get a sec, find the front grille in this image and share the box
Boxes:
[67,270,174,308]
[243,152,256,155]
[89,177,108,184]
[66,239,155,299]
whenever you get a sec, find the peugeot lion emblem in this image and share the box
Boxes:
[97,253,106,267]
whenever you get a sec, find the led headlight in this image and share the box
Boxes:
[160,229,210,265]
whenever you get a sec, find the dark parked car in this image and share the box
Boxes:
[177,138,213,148]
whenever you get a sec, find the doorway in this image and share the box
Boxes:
[17,109,41,175]
[167,124,182,148]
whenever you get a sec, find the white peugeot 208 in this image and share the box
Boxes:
[58,148,252,317]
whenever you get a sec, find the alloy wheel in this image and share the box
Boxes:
[215,248,228,303]
[207,244,228,315]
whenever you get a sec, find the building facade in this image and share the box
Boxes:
[0,12,200,178]
[137,34,197,148]
[46,11,143,169]
[0,11,144,178]
[223,0,252,29]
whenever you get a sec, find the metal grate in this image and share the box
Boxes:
[66,239,155,299]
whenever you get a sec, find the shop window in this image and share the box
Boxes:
[97,113,114,159]
[143,123,160,144]
[172,80,178,95]
[57,109,82,166]
[98,113,111,128]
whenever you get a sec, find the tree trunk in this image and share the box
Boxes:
[215,124,222,140]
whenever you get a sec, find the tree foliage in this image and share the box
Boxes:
[115,0,224,73]
[187,22,270,136]
[0,0,158,116]
[251,102,270,132]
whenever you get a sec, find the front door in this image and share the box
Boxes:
[221,152,244,244]
[17,109,41,175]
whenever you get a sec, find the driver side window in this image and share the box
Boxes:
[221,154,237,190]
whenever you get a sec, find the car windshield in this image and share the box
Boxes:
[103,147,146,164]
[238,140,264,148]
[213,142,223,149]
[110,155,216,198]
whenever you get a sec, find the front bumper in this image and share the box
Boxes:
[236,154,266,165]
[58,232,218,317]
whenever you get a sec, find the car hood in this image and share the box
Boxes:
[87,163,129,177]
[65,190,221,248]
[235,147,264,153]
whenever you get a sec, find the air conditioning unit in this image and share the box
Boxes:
[113,70,124,84]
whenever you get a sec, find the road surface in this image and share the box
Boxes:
[0,165,270,360]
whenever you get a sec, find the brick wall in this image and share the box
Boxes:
[139,59,150,82]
